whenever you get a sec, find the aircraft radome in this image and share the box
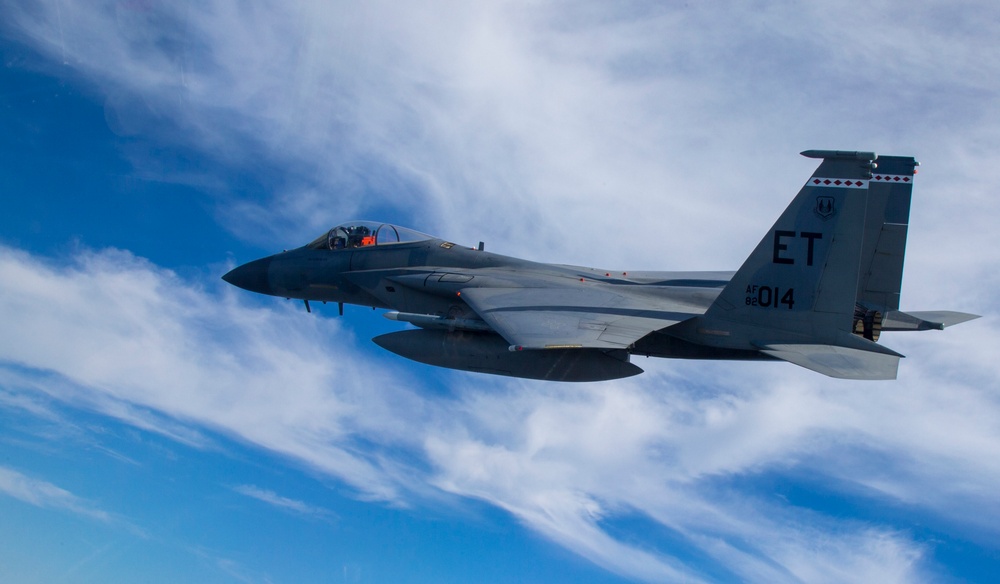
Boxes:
[224,150,979,382]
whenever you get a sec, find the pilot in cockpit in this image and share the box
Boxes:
[310,222,432,251]
[346,225,374,248]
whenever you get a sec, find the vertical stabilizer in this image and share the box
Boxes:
[705,150,877,339]
[672,150,906,378]
[857,155,917,312]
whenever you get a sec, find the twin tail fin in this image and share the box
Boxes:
[670,150,977,380]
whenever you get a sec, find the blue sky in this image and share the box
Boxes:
[2,1,999,582]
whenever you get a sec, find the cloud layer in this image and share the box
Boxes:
[8,0,999,269]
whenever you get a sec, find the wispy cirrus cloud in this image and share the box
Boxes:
[423,373,961,583]
[232,484,337,522]
[0,465,111,523]
[7,1,999,270]
[0,244,425,503]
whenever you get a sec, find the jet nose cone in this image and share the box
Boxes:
[222,256,273,294]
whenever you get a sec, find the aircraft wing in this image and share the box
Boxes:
[458,286,699,350]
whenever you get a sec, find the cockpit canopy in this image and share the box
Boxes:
[307,221,433,251]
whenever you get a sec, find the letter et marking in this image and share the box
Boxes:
[772,231,824,266]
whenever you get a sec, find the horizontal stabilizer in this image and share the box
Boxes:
[760,343,900,380]
[882,310,981,331]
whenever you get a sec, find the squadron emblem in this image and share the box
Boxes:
[815,196,836,220]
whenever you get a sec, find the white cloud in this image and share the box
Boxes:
[8,1,998,268]
[0,245,422,502]
[232,484,336,521]
[422,377,950,583]
[0,465,111,523]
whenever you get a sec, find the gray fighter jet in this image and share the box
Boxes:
[223,150,978,381]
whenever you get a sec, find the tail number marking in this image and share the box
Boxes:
[745,285,795,309]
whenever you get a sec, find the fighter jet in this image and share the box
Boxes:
[223,150,978,381]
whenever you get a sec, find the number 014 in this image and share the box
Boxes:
[746,286,795,309]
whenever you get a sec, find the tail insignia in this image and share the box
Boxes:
[815,196,836,219]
